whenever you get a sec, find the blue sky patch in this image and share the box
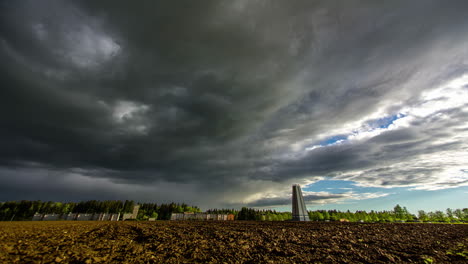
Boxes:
[367,113,406,129]
[318,135,348,146]
[298,179,468,213]
[306,113,407,150]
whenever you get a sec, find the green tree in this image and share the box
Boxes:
[453,209,465,222]
[317,212,324,221]
[432,211,448,222]
[393,204,405,220]
[418,210,429,222]
[463,209,468,222]
[446,208,455,222]
[323,211,330,221]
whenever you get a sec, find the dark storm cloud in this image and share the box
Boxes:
[1,0,468,206]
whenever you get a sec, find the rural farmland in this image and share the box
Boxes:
[2,1,468,263]
[1,221,467,263]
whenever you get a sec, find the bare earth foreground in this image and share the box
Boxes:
[0,221,467,263]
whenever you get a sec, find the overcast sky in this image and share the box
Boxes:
[1,0,467,212]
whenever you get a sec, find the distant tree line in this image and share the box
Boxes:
[206,208,293,221]
[0,200,200,221]
[417,208,468,223]
[308,205,468,223]
[208,205,468,223]
[1,201,466,222]
[137,202,201,220]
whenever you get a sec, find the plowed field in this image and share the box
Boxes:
[0,221,467,263]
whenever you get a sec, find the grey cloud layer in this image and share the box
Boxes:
[1,0,467,206]
[241,193,351,208]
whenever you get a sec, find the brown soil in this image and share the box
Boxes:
[0,221,467,263]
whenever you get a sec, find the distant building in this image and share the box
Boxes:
[32,212,120,221]
[170,212,234,221]
[32,213,43,221]
[64,213,78,221]
[76,213,93,221]
[42,214,60,221]
[292,184,310,221]
[122,205,140,221]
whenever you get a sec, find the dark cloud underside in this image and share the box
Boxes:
[1,0,467,207]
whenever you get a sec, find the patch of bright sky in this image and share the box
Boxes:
[61,25,120,68]
[318,135,348,146]
[270,179,468,213]
[102,100,151,134]
[369,114,405,129]
[112,100,149,122]
[305,113,405,150]
[304,74,468,152]
[308,186,468,214]
[278,70,468,213]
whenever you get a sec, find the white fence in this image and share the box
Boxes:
[76,213,93,221]
[170,213,232,221]
[32,213,43,221]
[32,213,121,221]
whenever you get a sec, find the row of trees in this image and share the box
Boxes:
[308,205,414,222]
[308,205,468,223]
[207,205,468,223]
[206,208,292,221]
[0,200,135,221]
[1,201,466,222]
[137,202,201,220]
[0,200,200,221]
[417,208,468,223]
